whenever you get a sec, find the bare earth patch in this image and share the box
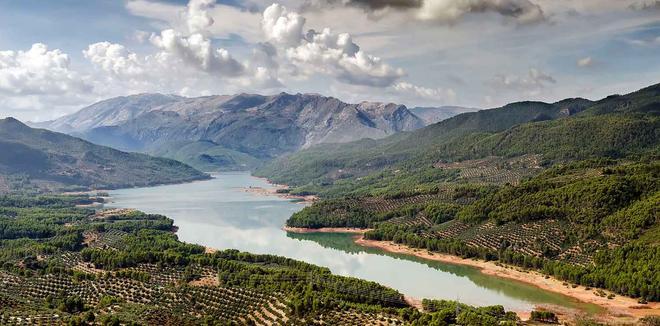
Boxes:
[93,208,137,219]
[189,276,219,287]
[354,235,660,324]
[243,178,318,203]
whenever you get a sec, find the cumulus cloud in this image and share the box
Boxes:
[392,81,456,102]
[127,0,262,42]
[490,68,556,95]
[577,56,593,67]
[83,42,145,77]
[0,44,98,121]
[186,0,216,34]
[0,43,90,96]
[262,4,306,47]
[82,1,282,98]
[263,4,405,87]
[150,29,245,76]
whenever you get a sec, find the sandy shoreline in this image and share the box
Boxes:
[281,227,659,323]
[356,235,660,323]
[88,174,658,322]
[242,182,318,204]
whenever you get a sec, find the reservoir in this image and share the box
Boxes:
[107,172,599,313]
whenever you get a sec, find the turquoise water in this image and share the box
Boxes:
[107,172,599,312]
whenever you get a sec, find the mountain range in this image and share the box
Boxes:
[0,118,208,193]
[34,93,458,171]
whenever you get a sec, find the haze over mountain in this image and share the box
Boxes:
[409,106,473,125]
[0,118,208,193]
[36,93,429,171]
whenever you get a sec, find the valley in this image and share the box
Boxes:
[1,82,658,325]
[251,83,660,324]
[104,174,606,316]
[3,1,659,324]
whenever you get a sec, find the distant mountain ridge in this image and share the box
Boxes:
[36,93,429,170]
[0,118,208,193]
[409,106,474,125]
[31,94,184,133]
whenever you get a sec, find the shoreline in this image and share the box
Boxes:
[243,177,318,203]
[279,227,659,323]
[355,235,659,323]
[283,226,371,234]
[88,174,658,322]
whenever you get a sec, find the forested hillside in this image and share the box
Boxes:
[0,118,209,193]
[256,83,659,195]
[264,83,660,309]
[0,195,527,325]
[289,160,660,303]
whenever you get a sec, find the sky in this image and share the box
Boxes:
[0,0,659,121]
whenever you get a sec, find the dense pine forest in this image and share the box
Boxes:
[256,83,660,320]
[256,83,659,197]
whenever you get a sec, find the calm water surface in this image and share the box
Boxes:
[107,172,598,312]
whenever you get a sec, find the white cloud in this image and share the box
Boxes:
[490,68,556,96]
[83,42,145,77]
[186,0,216,34]
[262,4,306,47]
[82,3,278,99]
[150,29,245,76]
[125,0,181,26]
[264,4,405,87]
[133,30,151,43]
[393,81,456,102]
[0,43,90,96]
[127,0,262,42]
[9,0,657,121]
[577,56,593,67]
[0,44,98,121]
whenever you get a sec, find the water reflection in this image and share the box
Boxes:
[288,232,600,313]
[107,172,599,312]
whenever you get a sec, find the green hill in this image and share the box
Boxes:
[265,83,660,304]
[0,118,209,192]
[0,194,527,325]
[360,161,660,301]
[256,84,659,196]
[148,140,262,172]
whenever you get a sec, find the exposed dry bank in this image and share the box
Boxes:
[355,235,660,323]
